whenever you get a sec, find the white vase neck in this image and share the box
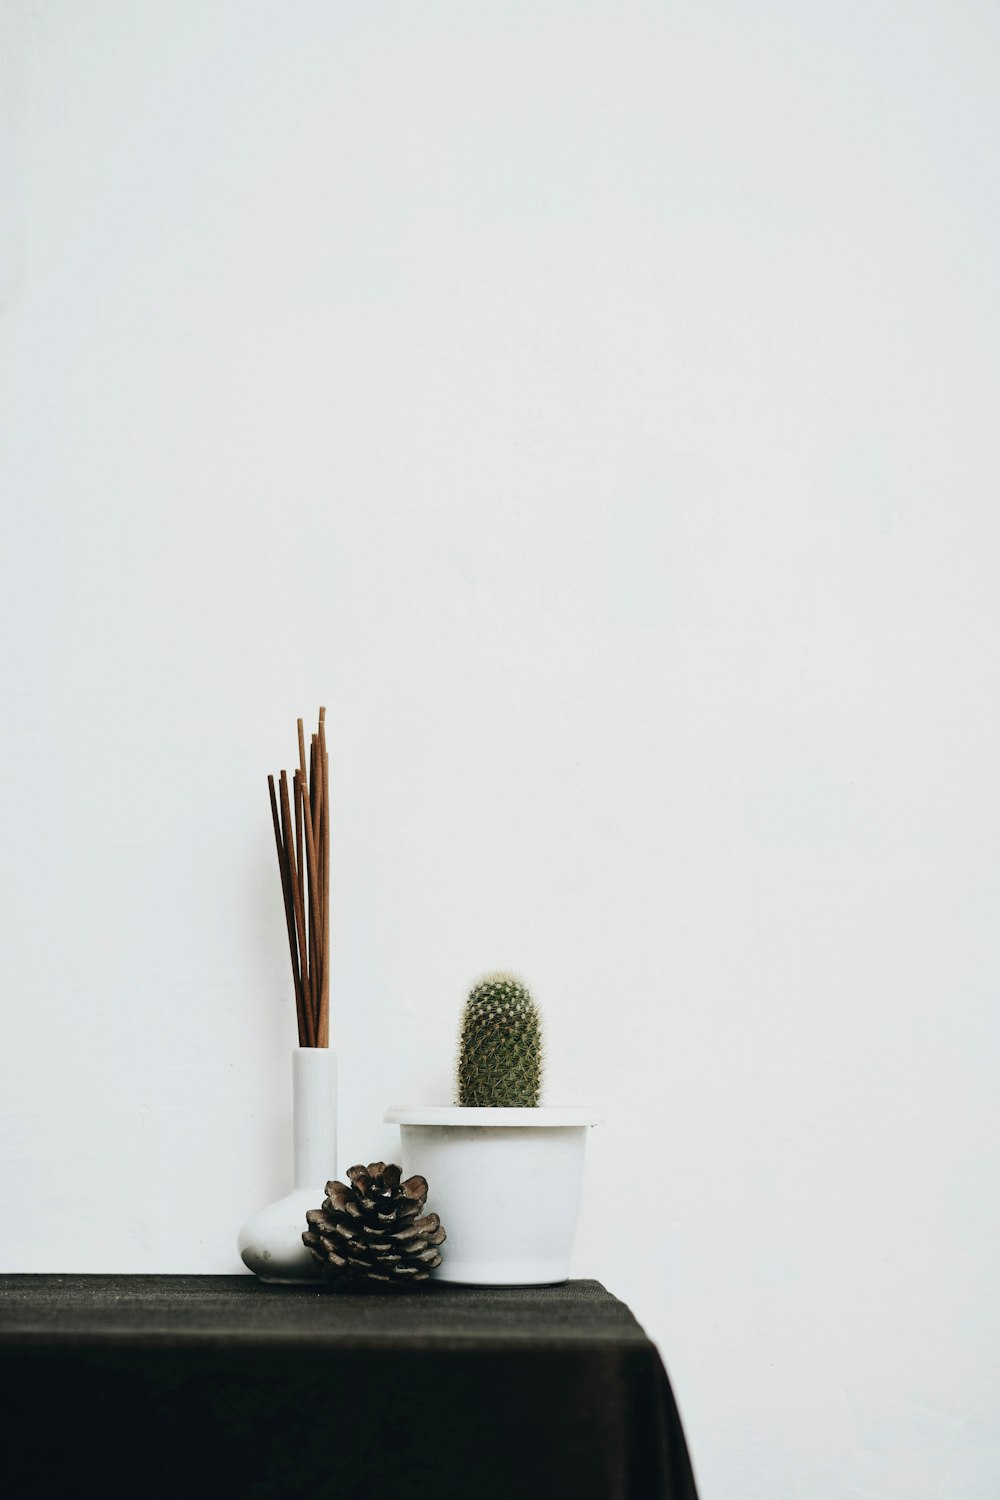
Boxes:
[292,1047,338,1190]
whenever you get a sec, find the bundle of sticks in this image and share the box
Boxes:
[267,708,330,1047]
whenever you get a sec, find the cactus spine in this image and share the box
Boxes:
[456,972,542,1107]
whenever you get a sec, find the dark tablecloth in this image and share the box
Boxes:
[0,1275,697,1500]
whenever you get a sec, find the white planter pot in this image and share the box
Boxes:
[239,1047,338,1283]
[384,1105,598,1286]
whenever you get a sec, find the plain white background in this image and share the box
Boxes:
[2,3,998,1496]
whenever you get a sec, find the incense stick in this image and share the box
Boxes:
[280,767,314,1047]
[267,711,331,1046]
[268,775,306,1047]
[293,771,315,1045]
[319,750,330,1045]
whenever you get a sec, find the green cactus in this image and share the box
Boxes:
[456,971,543,1107]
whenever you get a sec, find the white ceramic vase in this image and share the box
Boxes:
[239,1047,338,1283]
[384,1105,598,1286]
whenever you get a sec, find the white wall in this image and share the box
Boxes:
[2,3,998,1496]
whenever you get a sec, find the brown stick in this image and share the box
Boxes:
[317,712,329,1046]
[312,734,325,944]
[319,741,330,1047]
[297,770,318,1045]
[295,770,318,1047]
[294,770,304,926]
[281,770,314,1047]
[269,775,306,1047]
[310,733,322,850]
[319,708,329,1038]
[308,732,322,1030]
[268,711,332,1049]
[295,719,307,890]
[300,760,322,1040]
[297,718,308,788]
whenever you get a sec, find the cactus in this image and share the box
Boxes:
[456,971,543,1107]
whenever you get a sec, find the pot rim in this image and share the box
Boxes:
[384,1105,600,1127]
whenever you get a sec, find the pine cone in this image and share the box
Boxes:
[303,1162,446,1287]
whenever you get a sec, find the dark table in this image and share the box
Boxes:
[0,1275,697,1500]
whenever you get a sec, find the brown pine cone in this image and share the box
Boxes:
[303,1162,446,1288]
